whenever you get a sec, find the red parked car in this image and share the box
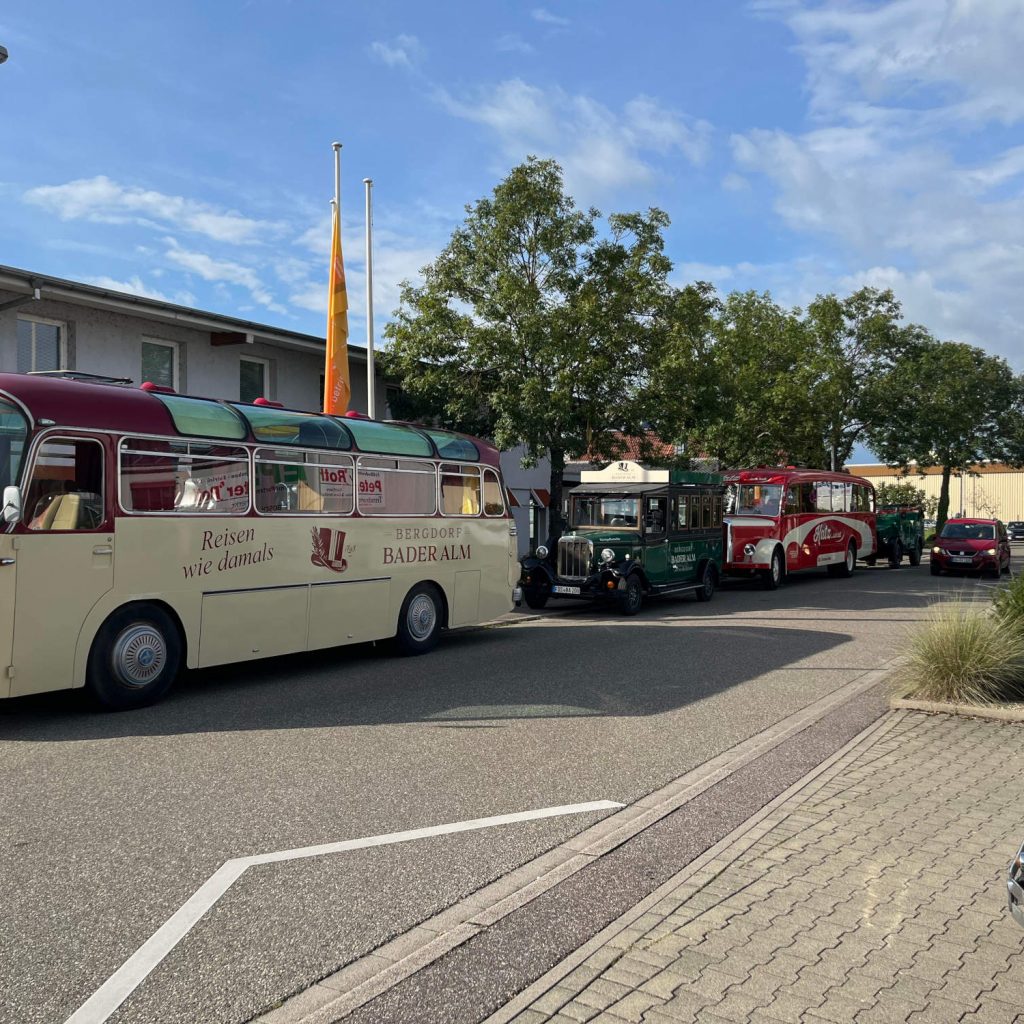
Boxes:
[930,518,1012,577]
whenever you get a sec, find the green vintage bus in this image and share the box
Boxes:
[517,463,724,615]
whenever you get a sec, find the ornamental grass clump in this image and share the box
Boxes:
[903,600,1024,705]
[993,571,1024,631]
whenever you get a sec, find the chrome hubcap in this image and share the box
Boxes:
[407,594,437,641]
[111,623,167,688]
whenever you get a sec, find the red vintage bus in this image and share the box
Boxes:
[723,468,877,588]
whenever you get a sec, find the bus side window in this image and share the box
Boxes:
[785,486,800,515]
[675,495,688,531]
[359,458,437,515]
[814,482,832,513]
[714,494,723,526]
[482,469,505,516]
[645,496,667,535]
[832,481,847,512]
[26,437,106,531]
[440,464,481,516]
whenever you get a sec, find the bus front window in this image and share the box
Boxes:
[730,484,783,517]
[0,398,28,493]
[571,496,639,528]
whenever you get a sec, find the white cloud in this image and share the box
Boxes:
[164,238,284,312]
[369,34,424,69]
[24,175,278,244]
[727,0,1024,366]
[778,0,1024,126]
[86,275,172,302]
[496,33,536,55]
[86,274,196,306]
[531,8,569,26]
[721,172,750,192]
[439,80,712,198]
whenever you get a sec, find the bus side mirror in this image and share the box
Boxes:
[2,486,21,524]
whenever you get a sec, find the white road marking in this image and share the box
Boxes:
[63,800,623,1024]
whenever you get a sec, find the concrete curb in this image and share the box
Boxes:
[251,660,901,1024]
[890,695,1024,722]
[482,709,909,1024]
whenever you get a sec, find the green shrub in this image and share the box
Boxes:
[994,572,1024,629]
[903,600,1024,704]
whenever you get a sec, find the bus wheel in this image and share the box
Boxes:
[619,575,643,616]
[761,549,784,590]
[828,542,857,578]
[87,604,181,710]
[396,583,443,655]
[908,542,922,567]
[889,539,903,568]
[694,562,717,602]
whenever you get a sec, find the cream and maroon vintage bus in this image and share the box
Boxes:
[0,373,518,709]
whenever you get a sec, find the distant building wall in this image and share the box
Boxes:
[0,288,387,414]
[500,445,552,556]
[848,464,1024,521]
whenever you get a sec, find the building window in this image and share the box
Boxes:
[141,339,179,390]
[17,316,66,373]
[240,357,270,403]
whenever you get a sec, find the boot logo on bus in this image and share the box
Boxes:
[311,526,349,573]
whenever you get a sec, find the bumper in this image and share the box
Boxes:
[932,554,997,572]
[520,569,624,602]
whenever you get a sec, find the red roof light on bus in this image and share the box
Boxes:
[140,381,176,394]
[344,410,371,419]
[253,398,284,408]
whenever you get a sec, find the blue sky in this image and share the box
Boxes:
[1,0,1022,379]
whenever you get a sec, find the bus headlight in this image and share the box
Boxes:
[743,543,756,557]
[536,545,548,559]
[601,548,615,563]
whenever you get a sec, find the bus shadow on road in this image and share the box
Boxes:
[0,618,860,740]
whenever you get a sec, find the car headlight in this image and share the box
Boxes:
[601,548,615,563]
[987,547,997,556]
[932,546,941,554]
[536,545,548,559]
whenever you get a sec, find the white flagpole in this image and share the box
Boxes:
[333,142,341,214]
[363,177,375,420]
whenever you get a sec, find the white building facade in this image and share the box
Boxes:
[0,265,389,414]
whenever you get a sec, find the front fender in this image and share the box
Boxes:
[520,559,555,585]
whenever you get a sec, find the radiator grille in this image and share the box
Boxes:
[557,536,593,580]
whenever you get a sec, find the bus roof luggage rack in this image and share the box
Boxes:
[26,370,134,385]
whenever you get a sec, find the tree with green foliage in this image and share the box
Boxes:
[866,340,1024,531]
[804,288,916,471]
[678,290,830,468]
[874,480,938,517]
[382,157,674,542]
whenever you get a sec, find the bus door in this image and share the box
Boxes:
[9,436,114,697]
[0,530,14,699]
[642,495,670,581]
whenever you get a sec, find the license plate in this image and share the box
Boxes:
[552,585,581,595]
[951,556,974,563]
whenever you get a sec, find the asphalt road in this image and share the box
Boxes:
[0,557,1007,1024]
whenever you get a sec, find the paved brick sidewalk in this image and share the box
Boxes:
[495,711,1024,1024]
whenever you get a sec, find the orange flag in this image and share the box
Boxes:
[324,201,350,414]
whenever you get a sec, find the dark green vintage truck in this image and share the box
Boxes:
[517,466,724,615]
[871,505,925,567]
